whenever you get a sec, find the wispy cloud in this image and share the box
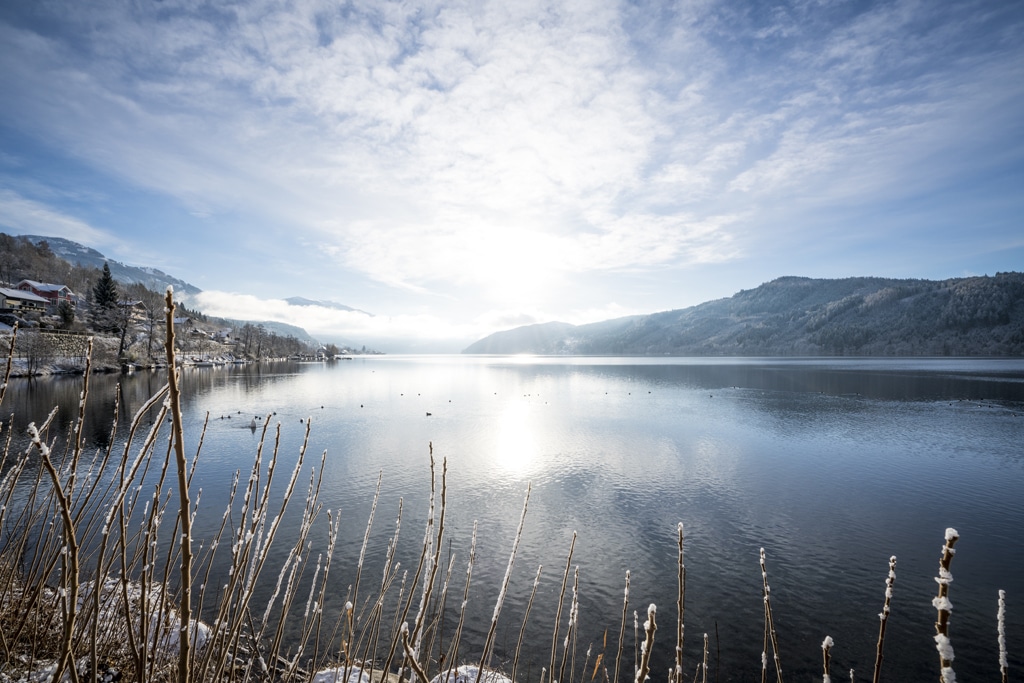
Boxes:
[0,189,114,245]
[1,0,1021,334]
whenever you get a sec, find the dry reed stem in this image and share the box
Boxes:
[932,528,959,683]
[347,470,384,664]
[411,451,448,673]
[511,564,544,683]
[613,571,629,683]
[164,288,194,683]
[872,556,896,683]
[402,623,431,683]
[436,522,476,683]
[477,482,531,683]
[363,500,405,683]
[701,633,708,683]
[821,636,833,683]
[997,589,1007,683]
[550,530,577,683]
[675,523,684,683]
[634,604,656,683]
[557,566,579,683]
[29,410,81,683]
[759,548,783,683]
[424,551,457,676]
[0,322,17,408]
[383,454,438,683]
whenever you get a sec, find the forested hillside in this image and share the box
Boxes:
[464,274,1024,356]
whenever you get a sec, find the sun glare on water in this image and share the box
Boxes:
[491,400,541,475]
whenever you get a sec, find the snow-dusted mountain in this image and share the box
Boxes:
[25,235,202,297]
[284,297,372,316]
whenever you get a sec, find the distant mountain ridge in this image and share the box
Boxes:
[284,297,371,316]
[24,235,203,297]
[463,274,1024,356]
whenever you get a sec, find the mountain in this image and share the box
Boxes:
[24,235,203,297]
[220,319,319,345]
[463,274,1024,356]
[20,234,328,344]
[284,297,371,316]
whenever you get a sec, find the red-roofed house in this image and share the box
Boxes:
[16,280,76,307]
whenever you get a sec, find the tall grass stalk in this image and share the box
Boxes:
[701,633,709,683]
[410,451,448,676]
[164,288,194,683]
[613,572,629,683]
[674,523,685,683]
[511,564,543,683]
[821,636,832,683]
[759,548,782,683]
[383,454,439,683]
[634,604,656,683]
[997,590,1007,683]
[932,528,959,683]
[476,483,531,683]
[438,522,476,683]
[872,556,896,683]
[549,530,577,683]
[556,566,579,683]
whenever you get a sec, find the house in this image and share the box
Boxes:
[119,300,149,324]
[0,286,50,313]
[16,280,76,308]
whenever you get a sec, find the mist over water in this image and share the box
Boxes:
[8,356,1024,682]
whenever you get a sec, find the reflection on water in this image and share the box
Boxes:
[5,356,1024,682]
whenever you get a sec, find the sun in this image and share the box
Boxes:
[464,228,564,305]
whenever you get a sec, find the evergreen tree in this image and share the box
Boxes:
[93,263,118,307]
[92,263,120,332]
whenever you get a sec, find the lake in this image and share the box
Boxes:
[5,356,1024,682]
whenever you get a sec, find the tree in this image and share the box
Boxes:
[126,282,165,360]
[91,263,120,333]
[57,300,75,329]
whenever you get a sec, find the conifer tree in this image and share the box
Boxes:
[91,263,120,332]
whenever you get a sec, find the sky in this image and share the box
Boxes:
[0,0,1022,352]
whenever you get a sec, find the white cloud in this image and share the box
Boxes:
[0,189,115,245]
[1,0,1022,332]
[194,290,483,346]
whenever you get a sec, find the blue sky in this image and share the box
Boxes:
[1,0,1022,351]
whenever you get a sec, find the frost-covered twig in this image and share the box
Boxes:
[411,451,448,678]
[477,482,530,683]
[164,287,194,683]
[933,528,959,683]
[511,564,543,683]
[0,321,17,408]
[634,603,657,683]
[382,453,438,682]
[613,571,630,683]
[701,632,708,683]
[997,589,1007,683]
[439,522,476,683]
[550,529,578,683]
[29,414,81,683]
[759,548,783,683]
[675,523,685,683]
[402,622,431,683]
[821,636,833,683]
[557,566,580,683]
[872,555,896,683]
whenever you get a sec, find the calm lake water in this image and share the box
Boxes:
[6,356,1024,682]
